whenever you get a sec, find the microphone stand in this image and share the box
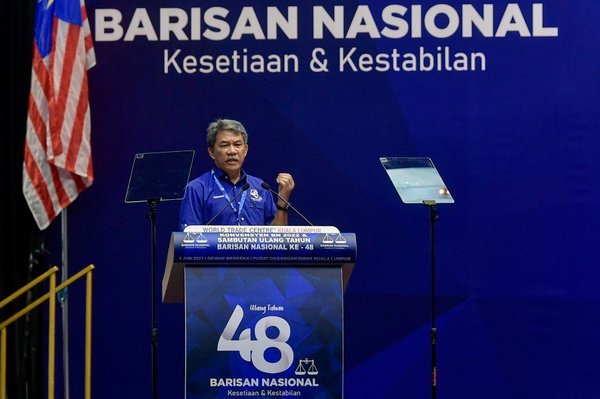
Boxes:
[261,182,314,226]
[424,200,438,399]
[205,183,250,226]
[147,197,160,399]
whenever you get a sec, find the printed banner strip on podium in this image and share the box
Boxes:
[163,228,357,303]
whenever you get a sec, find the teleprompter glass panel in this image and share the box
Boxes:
[125,150,195,203]
[379,157,454,204]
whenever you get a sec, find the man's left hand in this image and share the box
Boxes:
[276,173,295,202]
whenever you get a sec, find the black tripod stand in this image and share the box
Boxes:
[147,198,160,399]
[124,149,196,399]
[424,200,438,399]
[379,156,453,399]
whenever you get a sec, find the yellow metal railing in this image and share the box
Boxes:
[0,264,94,399]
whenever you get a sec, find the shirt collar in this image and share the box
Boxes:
[212,166,247,184]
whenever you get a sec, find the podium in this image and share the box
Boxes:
[162,226,357,399]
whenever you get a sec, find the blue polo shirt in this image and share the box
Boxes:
[179,167,276,230]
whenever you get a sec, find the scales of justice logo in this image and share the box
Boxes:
[295,358,318,376]
[182,232,208,243]
[322,233,346,244]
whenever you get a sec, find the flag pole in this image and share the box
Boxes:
[61,209,70,399]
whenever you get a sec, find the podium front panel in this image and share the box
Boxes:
[185,265,343,399]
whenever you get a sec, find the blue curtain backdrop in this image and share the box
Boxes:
[46,1,600,397]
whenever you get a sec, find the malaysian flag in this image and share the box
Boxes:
[23,0,96,230]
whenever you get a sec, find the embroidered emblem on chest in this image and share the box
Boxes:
[250,189,262,202]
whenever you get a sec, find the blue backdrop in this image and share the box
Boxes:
[48,1,600,397]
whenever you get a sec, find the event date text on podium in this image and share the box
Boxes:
[162,225,357,399]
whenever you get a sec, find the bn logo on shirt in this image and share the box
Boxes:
[250,188,262,202]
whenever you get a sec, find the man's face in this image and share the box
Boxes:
[208,130,248,177]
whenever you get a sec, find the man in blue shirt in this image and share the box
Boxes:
[179,119,295,230]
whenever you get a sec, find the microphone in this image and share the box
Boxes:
[205,183,250,225]
[261,182,314,226]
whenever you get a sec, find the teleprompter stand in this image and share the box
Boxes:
[380,157,454,399]
[125,150,194,399]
